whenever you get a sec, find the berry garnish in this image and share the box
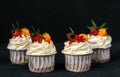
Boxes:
[32,34,43,43]
[11,21,30,38]
[90,28,98,36]
[21,27,30,36]
[98,28,107,36]
[79,33,88,40]
[73,35,85,42]
[31,26,51,43]
[11,21,21,38]
[31,26,42,43]
[66,27,88,44]
[87,19,108,36]
[12,29,21,37]
[42,32,51,43]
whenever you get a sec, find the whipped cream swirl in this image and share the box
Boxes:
[62,41,93,55]
[7,35,32,50]
[87,35,112,49]
[26,40,57,55]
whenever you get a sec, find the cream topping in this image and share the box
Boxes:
[62,41,93,55]
[87,35,112,49]
[7,35,32,50]
[26,40,56,55]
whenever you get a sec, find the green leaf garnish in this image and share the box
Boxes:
[69,27,74,33]
[16,20,20,29]
[31,26,41,35]
[87,26,92,30]
[91,19,97,28]
[31,26,36,32]
[12,24,16,29]
[36,27,40,33]
[31,31,34,36]
[99,22,106,28]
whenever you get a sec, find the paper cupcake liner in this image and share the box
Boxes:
[28,55,55,73]
[92,48,110,63]
[10,50,28,64]
[65,54,92,72]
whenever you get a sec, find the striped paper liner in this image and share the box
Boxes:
[92,48,110,63]
[28,55,55,73]
[65,54,92,72]
[10,50,28,65]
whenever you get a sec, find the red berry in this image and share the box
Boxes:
[74,35,85,42]
[12,29,21,37]
[90,28,98,36]
[73,35,85,42]
[32,34,43,43]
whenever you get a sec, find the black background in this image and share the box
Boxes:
[0,0,119,43]
[0,1,120,77]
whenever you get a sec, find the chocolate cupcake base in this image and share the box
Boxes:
[65,54,92,72]
[92,48,110,63]
[10,50,28,65]
[28,55,55,73]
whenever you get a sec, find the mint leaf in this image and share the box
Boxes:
[31,26,36,32]
[87,26,92,30]
[69,27,74,33]
[99,22,106,28]
[16,20,20,29]
[12,24,16,29]
[91,19,97,28]
[36,27,40,33]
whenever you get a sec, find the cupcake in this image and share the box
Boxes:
[7,21,32,64]
[87,20,112,63]
[62,27,93,72]
[26,27,57,73]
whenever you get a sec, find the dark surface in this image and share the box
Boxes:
[0,43,120,77]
